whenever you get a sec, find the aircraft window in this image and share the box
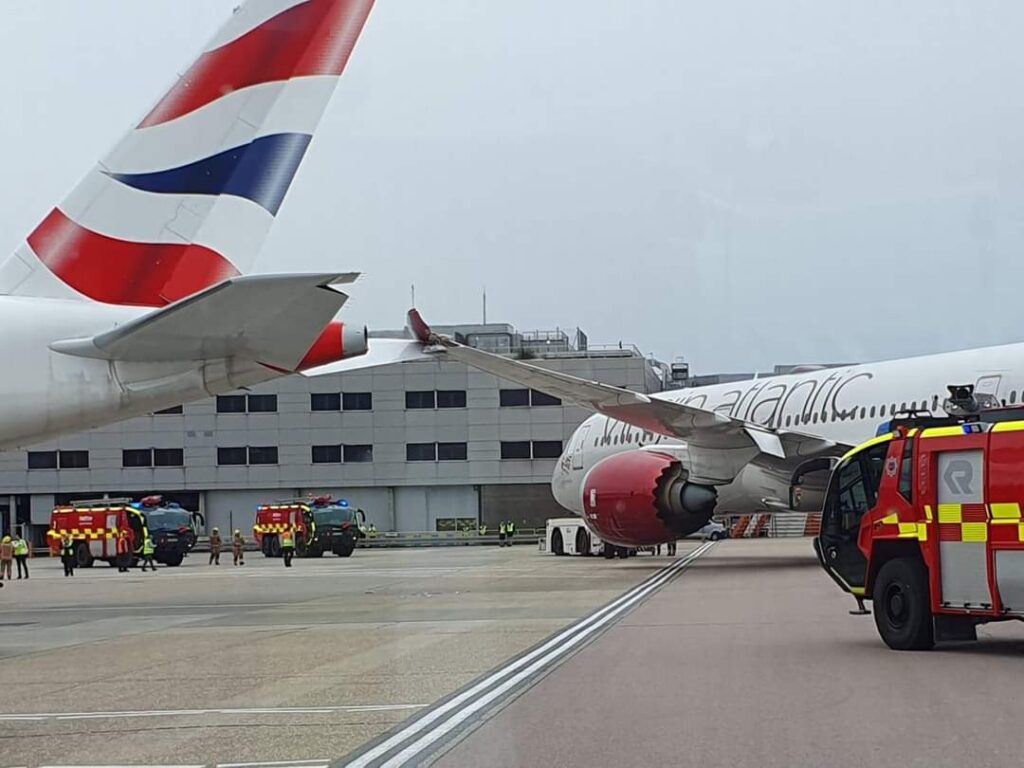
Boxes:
[890,404,896,415]
[899,401,906,412]
[812,413,818,424]
[1012,391,1018,405]
[932,395,940,411]
[869,406,876,418]
[785,415,791,426]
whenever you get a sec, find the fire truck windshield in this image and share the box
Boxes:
[143,508,192,531]
[312,506,356,527]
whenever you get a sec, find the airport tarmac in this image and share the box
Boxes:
[5,538,1024,768]
[0,542,695,767]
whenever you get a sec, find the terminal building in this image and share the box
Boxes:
[0,322,664,543]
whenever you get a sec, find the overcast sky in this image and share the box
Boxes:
[4,1,1024,372]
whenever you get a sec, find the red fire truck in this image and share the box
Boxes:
[815,386,1024,649]
[49,499,147,568]
[254,495,365,558]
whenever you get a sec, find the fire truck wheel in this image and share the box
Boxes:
[551,528,565,556]
[74,541,94,568]
[873,557,934,651]
[335,539,356,557]
[262,536,281,558]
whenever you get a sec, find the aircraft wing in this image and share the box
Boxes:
[50,273,355,371]
[409,310,848,484]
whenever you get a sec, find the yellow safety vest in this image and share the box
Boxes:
[143,538,155,555]
[13,539,28,556]
[281,531,295,548]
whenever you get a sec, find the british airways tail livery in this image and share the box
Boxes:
[0,0,423,450]
[0,0,373,305]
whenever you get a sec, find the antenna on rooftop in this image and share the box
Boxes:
[483,287,487,324]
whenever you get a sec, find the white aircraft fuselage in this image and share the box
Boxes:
[553,342,1024,515]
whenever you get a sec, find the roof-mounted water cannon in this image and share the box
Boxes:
[942,384,1000,420]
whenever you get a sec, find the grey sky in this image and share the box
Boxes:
[3,1,1024,372]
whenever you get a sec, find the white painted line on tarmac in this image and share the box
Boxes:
[342,542,715,768]
[0,704,424,723]
[218,761,329,768]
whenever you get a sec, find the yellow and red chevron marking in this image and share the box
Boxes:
[253,523,297,534]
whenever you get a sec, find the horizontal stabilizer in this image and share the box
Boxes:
[51,273,352,369]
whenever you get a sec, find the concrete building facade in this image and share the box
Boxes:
[0,323,662,543]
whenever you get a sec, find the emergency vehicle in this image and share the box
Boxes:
[815,385,1024,649]
[254,495,365,558]
[48,499,146,568]
[134,495,204,566]
[48,496,202,568]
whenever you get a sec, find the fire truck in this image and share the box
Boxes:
[48,496,202,568]
[815,385,1024,649]
[254,495,365,558]
[134,495,203,566]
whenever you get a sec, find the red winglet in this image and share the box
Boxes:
[407,308,431,343]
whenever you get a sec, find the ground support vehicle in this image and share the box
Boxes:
[254,496,365,558]
[815,386,1024,649]
[543,517,637,558]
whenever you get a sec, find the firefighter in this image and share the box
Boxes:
[140,534,157,572]
[13,534,29,579]
[115,530,131,573]
[0,536,12,581]
[209,527,222,565]
[280,527,295,567]
[506,520,515,547]
[232,530,245,566]
[498,521,507,547]
[60,533,75,577]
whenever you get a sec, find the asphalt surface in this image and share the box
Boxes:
[0,543,691,766]
[431,538,1024,768]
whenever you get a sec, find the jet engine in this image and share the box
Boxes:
[581,450,718,546]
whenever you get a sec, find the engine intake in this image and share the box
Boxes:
[581,450,718,546]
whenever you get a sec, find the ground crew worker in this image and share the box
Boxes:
[0,536,13,581]
[498,521,507,547]
[209,527,222,565]
[479,524,487,536]
[667,539,677,556]
[368,523,378,539]
[115,530,131,573]
[506,520,515,546]
[280,527,295,567]
[140,534,157,572]
[232,530,245,566]
[60,533,75,577]
[13,534,29,579]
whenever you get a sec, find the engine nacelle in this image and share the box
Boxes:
[581,450,718,546]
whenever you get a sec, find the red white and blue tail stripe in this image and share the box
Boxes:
[0,0,374,307]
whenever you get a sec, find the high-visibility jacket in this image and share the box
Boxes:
[281,530,295,548]
[60,538,74,556]
[507,522,515,534]
[13,538,28,556]
[479,526,488,535]
[142,537,155,555]
[499,523,507,534]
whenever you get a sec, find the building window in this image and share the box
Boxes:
[342,392,373,411]
[217,447,247,465]
[216,395,246,413]
[437,442,468,461]
[406,391,436,409]
[436,390,467,409]
[248,446,278,465]
[343,444,374,463]
[530,390,562,406]
[312,444,342,464]
[27,451,57,470]
[122,449,153,468]
[532,440,564,459]
[500,441,531,459]
[154,405,184,414]
[153,448,184,467]
[499,389,530,407]
[58,450,89,469]
[407,443,437,461]
[311,393,341,411]
[247,394,277,413]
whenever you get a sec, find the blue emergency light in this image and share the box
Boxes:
[339,499,349,508]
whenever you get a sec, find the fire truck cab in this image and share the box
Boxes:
[815,386,1024,649]
[254,495,365,558]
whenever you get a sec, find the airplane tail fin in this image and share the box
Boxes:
[0,0,374,307]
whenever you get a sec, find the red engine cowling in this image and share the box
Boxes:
[581,450,718,546]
